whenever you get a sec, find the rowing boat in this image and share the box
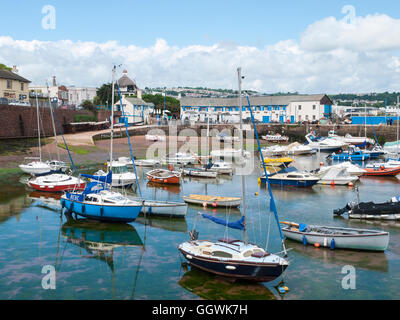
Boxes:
[281,221,389,251]
[146,169,181,185]
[182,194,241,207]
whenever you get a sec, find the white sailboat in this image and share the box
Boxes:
[178,68,289,282]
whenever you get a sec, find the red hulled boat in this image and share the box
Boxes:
[362,166,400,177]
[28,174,86,192]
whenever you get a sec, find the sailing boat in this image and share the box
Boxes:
[178,68,289,282]
[27,88,85,192]
[19,90,68,176]
[60,66,143,222]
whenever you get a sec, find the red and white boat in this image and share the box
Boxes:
[146,169,181,185]
[362,166,400,177]
[28,174,86,192]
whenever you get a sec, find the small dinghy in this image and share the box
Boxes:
[117,156,159,167]
[261,133,289,143]
[207,161,233,175]
[281,221,389,251]
[146,168,181,185]
[182,194,241,208]
[182,168,218,179]
[130,198,188,217]
[261,145,288,157]
[362,166,400,176]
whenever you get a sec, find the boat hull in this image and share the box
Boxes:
[183,196,241,208]
[178,247,287,282]
[282,227,389,251]
[362,167,400,176]
[61,197,142,223]
[29,181,86,192]
[183,169,217,178]
[260,177,319,188]
[133,199,188,217]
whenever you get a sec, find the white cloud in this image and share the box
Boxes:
[1,12,400,94]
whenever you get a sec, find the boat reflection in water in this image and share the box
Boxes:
[286,240,389,273]
[62,213,143,267]
[178,265,277,300]
[28,191,61,211]
[146,181,181,194]
[135,215,188,234]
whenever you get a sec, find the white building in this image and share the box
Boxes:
[67,86,97,106]
[114,96,155,125]
[180,94,334,124]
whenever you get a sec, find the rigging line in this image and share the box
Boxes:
[52,109,79,176]
[116,83,142,198]
[244,94,287,256]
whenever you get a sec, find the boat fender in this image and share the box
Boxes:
[255,192,258,196]
[302,235,307,245]
[212,202,217,208]
[202,202,207,208]
[283,286,290,292]
[278,287,286,294]
[70,202,74,211]
[61,200,65,208]
[147,206,152,214]
[331,181,335,186]
[314,243,320,248]
[100,207,104,216]
[82,204,85,213]
[164,179,168,183]
[323,237,327,247]
[330,238,335,250]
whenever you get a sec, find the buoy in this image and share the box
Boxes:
[330,181,335,186]
[314,242,320,248]
[164,179,168,183]
[202,202,207,208]
[283,286,290,292]
[320,162,324,166]
[330,238,335,250]
[278,287,286,294]
[255,192,259,196]
[302,235,307,245]
[258,177,261,184]
[348,182,353,187]
[212,202,217,207]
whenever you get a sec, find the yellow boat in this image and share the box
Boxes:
[182,194,241,207]
[263,157,294,168]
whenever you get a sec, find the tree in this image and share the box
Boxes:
[142,94,181,114]
[0,63,12,71]
[81,99,96,115]
[96,83,113,105]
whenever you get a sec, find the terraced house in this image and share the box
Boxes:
[180,94,334,124]
[0,67,31,105]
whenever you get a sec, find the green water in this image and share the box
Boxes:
[1,154,400,300]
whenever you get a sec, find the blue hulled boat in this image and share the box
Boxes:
[60,173,143,223]
[259,167,320,188]
[329,149,370,162]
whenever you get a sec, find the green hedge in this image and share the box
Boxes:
[73,114,97,122]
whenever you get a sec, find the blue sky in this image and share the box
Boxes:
[1,0,399,47]
[1,1,400,93]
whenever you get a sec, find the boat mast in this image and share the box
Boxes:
[35,92,42,162]
[397,96,399,154]
[110,66,116,173]
[47,83,60,161]
[237,67,248,244]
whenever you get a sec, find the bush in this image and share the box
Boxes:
[73,114,97,122]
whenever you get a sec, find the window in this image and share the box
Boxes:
[243,250,253,257]
[211,251,233,258]
[20,83,24,91]
[312,105,316,110]
[298,105,302,110]
[313,115,316,120]
[7,80,12,89]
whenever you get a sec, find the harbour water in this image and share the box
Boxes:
[1,153,400,300]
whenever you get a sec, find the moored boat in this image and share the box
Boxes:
[316,167,359,186]
[362,166,400,176]
[281,221,389,251]
[259,167,319,188]
[28,173,86,192]
[130,198,188,217]
[334,196,400,220]
[183,194,241,208]
[61,180,143,223]
[182,168,218,178]
[146,168,181,184]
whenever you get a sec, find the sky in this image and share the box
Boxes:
[1,0,400,93]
